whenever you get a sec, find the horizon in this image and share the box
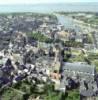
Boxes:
[0,2,98,13]
[0,2,98,5]
[0,0,98,5]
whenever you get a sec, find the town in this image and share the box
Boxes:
[0,12,98,100]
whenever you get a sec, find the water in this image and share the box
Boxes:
[56,14,75,28]
[55,14,82,33]
[0,3,98,13]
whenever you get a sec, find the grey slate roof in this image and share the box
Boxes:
[0,70,3,77]
[80,89,95,97]
[62,62,95,75]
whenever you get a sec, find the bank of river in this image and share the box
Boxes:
[55,14,82,33]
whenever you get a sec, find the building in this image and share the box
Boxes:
[62,62,95,79]
[59,62,97,97]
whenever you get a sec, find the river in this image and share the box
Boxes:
[55,14,82,33]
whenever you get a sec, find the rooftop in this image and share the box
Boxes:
[62,62,95,75]
[80,89,95,97]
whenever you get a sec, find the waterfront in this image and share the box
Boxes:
[55,14,83,34]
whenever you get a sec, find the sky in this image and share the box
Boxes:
[0,0,97,5]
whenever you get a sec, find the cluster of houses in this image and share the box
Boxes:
[0,13,98,100]
[0,31,61,90]
[0,13,58,50]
